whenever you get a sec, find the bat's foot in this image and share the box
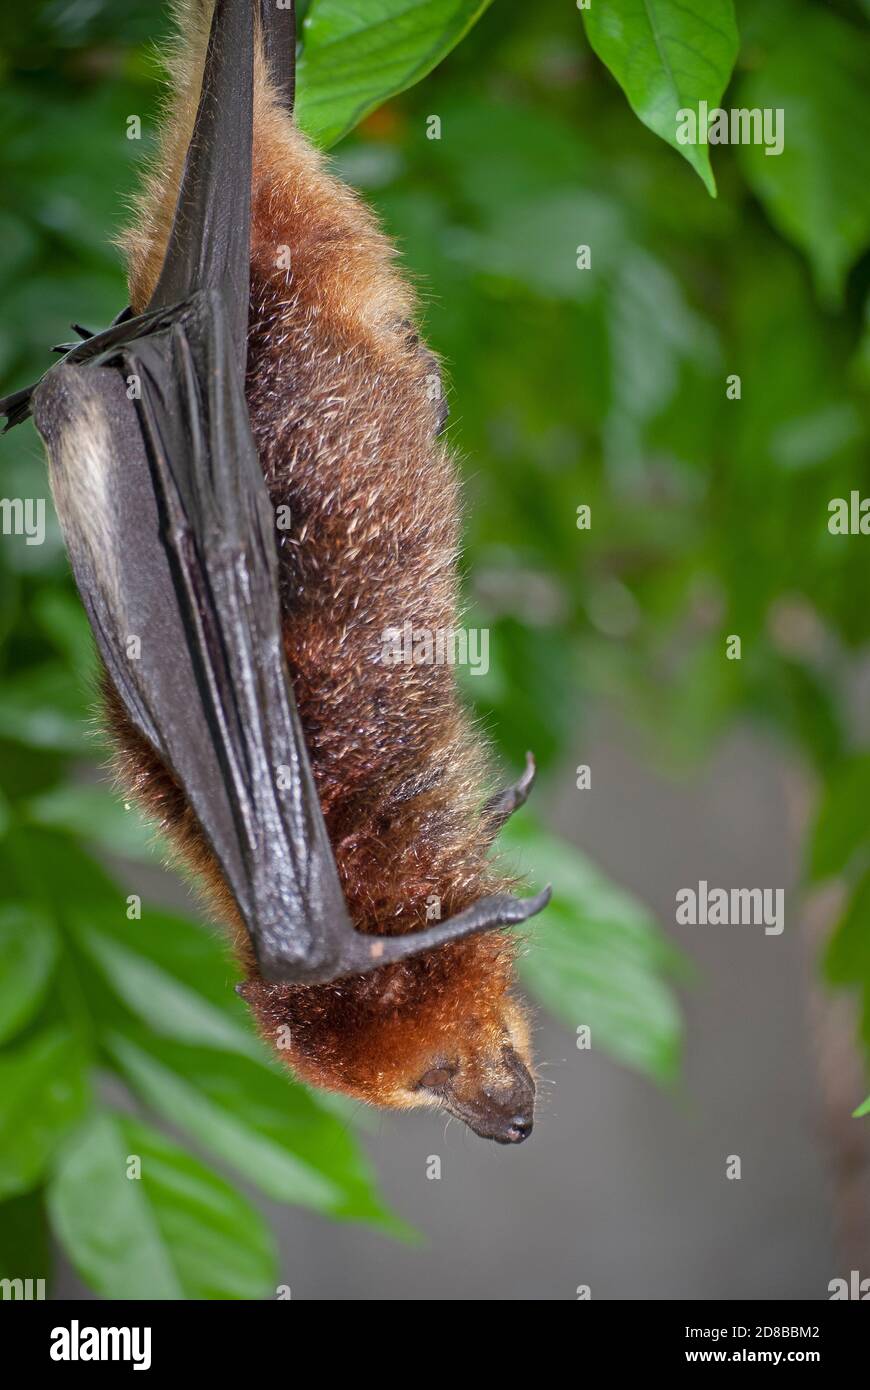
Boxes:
[347,885,552,978]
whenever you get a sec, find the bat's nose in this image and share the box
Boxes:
[471,1095,534,1145]
[487,1088,534,1144]
[504,1115,533,1144]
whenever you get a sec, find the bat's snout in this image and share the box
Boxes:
[437,1046,536,1145]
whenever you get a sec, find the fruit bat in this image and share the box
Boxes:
[1,0,550,1143]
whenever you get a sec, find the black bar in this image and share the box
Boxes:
[0,1299,866,1372]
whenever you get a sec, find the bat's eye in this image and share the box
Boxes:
[417,1063,457,1092]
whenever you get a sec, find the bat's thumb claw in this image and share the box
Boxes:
[511,884,552,922]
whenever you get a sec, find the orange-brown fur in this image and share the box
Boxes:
[109,2,533,1119]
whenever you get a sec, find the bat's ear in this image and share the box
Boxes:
[259,0,297,112]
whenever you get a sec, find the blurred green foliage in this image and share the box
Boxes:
[0,0,868,1296]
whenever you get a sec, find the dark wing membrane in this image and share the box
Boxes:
[129,291,357,982]
[32,299,354,985]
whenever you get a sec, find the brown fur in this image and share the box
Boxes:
[108,2,533,1120]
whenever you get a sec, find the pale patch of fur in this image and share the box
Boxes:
[44,380,123,612]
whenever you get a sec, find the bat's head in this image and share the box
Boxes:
[409,1000,536,1145]
[240,931,536,1143]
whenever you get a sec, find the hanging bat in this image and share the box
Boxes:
[1,0,550,1143]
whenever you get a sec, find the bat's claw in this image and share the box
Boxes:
[484,751,537,833]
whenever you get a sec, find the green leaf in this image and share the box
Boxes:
[82,904,241,1013]
[808,754,870,883]
[71,917,264,1061]
[451,188,628,301]
[30,588,96,676]
[583,0,739,195]
[825,870,870,992]
[0,906,58,1043]
[854,1094,870,1119]
[0,1190,50,1287]
[24,783,163,864]
[502,819,684,1083]
[735,8,870,303]
[0,743,66,805]
[6,829,264,1054]
[296,0,495,147]
[107,1031,412,1237]
[0,211,37,294]
[0,1030,88,1200]
[49,1110,277,1300]
[824,869,870,1060]
[0,666,92,753]
[604,247,718,474]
